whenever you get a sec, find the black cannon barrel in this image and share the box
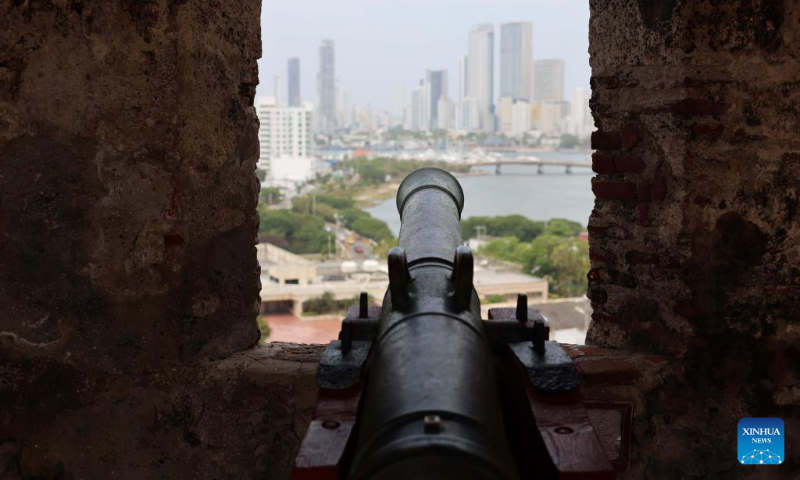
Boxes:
[349,169,519,480]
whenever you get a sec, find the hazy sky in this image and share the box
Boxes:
[258,0,590,112]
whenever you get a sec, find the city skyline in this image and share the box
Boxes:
[259,0,590,112]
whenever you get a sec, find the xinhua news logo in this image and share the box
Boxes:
[738,418,784,465]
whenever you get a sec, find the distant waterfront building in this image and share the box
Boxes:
[256,103,313,176]
[533,59,565,102]
[426,70,448,129]
[287,57,301,106]
[564,87,593,137]
[410,80,431,131]
[456,97,481,131]
[337,88,351,130]
[467,24,494,131]
[437,97,455,130]
[317,39,337,133]
[273,74,285,106]
[498,96,514,134]
[458,55,468,100]
[531,101,568,135]
[500,22,533,101]
[511,100,532,136]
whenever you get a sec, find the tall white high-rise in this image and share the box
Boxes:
[458,56,468,100]
[337,88,350,130]
[533,59,565,102]
[500,22,533,101]
[287,58,301,106]
[273,74,285,106]
[456,97,481,131]
[317,39,337,133]
[256,103,313,176]
[564,87,593,137]
[437,97,455,130]
[410,80,431,131]
[467,24,494,131]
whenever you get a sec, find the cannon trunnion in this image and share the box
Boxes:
[293,168,615,480]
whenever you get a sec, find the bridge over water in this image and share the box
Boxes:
[466,156,592,174]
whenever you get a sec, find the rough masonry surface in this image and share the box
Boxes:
[587,1,800,478]
[0,2,316,479]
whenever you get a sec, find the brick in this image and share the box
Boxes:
[577,358,642,385]
[646,355,668,365]
[591,130,621,150]
[692,124,724,136]
[615,154,645,173]
[667,98,726,115]
[652,176,666,201]
[637,182,652,202]
[620,125,638,149]
[591,179,636,200]
[635,204,649,226]
[592,152,616,174]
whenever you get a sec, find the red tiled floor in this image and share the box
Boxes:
[265,314,342,344]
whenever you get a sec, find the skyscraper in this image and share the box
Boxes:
[317,39,337,133]
[410,79,431,131]
[287,57,300,106]
[500,22,533,101]
[565,87,593,137]
[458,55,468,100]
[426,70,447,129]
[467,24,494,131]
[533,59,565,102]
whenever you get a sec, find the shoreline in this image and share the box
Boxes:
[355,169,486,208]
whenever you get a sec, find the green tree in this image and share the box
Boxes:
[521,234,567,278]
[350,216,393,242]
[258,208,332,254]
[303,291,339,315]
[291,196,312,214]
[314,203,337,222]
[480,237,532,264]
[485,294,507,304]
[256,315,271,342]
[359,163,389,185]
[550,240,590,297]
[259,187,282,205]
[559,134,580,149]
[542,218,583,237]
[317,194,355,210]
[462,215,544,242]
[259,208,296,237]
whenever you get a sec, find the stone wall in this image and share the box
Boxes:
[0,0,262,368]
[587,0,800,477]
[0,2,319,479]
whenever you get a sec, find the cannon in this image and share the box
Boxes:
[293,168,616,480]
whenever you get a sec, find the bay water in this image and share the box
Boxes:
[365,152,596,235]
